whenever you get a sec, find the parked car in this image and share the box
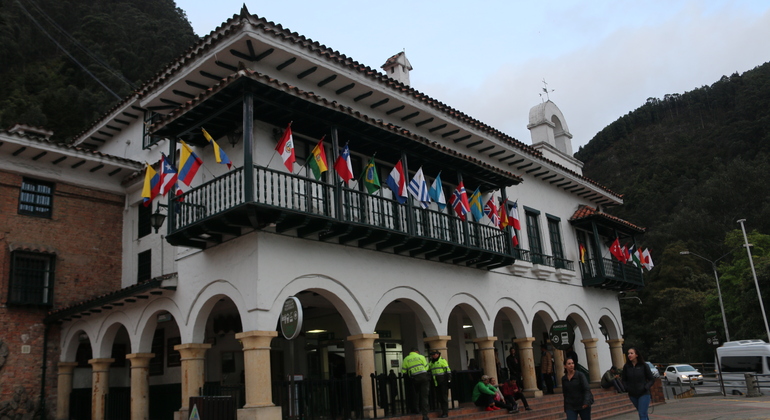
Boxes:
[645,361,661,378]
[664,364,703,384]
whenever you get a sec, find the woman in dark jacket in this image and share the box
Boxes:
[562,357,592,419]
[621,347,655,420]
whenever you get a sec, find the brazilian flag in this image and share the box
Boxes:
[364,157,380,193]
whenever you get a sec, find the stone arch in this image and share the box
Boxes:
[187,280,250,343]
[135,297,185,353]
[492,297,529,338]
[94,312,134,358]
[370,286,440,337]
[444,293,491,336]
[530,301,559,336]
[268,274,366,335]
[61,322,91,362]
[564,304,595,339]
[597,308,622,340]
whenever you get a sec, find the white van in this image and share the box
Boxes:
[716,340,770,395]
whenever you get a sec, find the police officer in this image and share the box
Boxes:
[429,350,451,418]
[402,347,430,420]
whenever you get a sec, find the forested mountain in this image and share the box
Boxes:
[0,0,197,142]
[576,62,770,362]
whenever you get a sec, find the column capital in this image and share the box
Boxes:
[472,336,497,348]
[514,337,536,348]
[347,334,379,350]
[57,362,79,374]
[126,353,155,368]
[606,338,624,347]
[237,330,278,350]
[425,336,451,352]
[581,337,599,347]
[88,358,115,371]
[425,335,451,343]
[174,343,211,359]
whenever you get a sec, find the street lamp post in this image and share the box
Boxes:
[680,250,731,342]
[737,219,770,342]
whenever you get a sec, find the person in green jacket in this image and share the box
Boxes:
[472,375,515,413]
[402,348,430,420]
[429,350,451,418]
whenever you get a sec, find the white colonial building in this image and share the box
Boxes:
[36,6,645,420]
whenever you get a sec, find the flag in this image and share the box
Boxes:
[141,162,160,207]
[452,182,470,220]
[499,203,509,229]
[632,247,643,268]
[386,160,408,204]
[622,244,631,264]
[408,167,431,209]
[334,144,354,184]
[429,173,446,210]
[178,141,203,186]
[484,195,499,227]
[609,238,625,261]
[308,137,328,180]
[579,243,587,263]
[509,201,521,230]
[642,248,654,271]
[511,228,519,247]
[363,157,381,193]
[202,128,232,169]
[469,187,484,221]
[275,123,295,172]
[158,153,178,196]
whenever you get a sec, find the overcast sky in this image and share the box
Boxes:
[176,0,770,151]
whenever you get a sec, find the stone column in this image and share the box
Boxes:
[514,337,542,397]
[56,362,78,420]
[425,335,455,404]
[607,338,625,369]
[472,336,498,382]
[553,347,565,387]
[235,330,281,420]
[582,338,601,385]
[424,335,451,355]
[126,353,154,420]
[89,358,115,420]
[348,333,379,418]
[174,343,211,420]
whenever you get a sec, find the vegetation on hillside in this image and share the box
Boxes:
[0,0,197,142]
[576,62,770,362]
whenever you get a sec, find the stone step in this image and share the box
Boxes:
[382,388,644,420]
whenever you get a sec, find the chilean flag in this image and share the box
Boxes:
[386,160,408,204]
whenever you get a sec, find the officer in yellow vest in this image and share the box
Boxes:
[402,347,430,420]
[429,350,451,418]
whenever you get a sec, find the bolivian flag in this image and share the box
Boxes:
[308,137,328,180]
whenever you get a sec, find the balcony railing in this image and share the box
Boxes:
[168,165,515,269]
[513,249,574,271]
[580,257,644,290]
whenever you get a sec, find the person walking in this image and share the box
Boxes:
[402,348,431,420]
[622,347,655,420]
[562,357,592,420]
[541,344,555,394]
[428,350,451,418]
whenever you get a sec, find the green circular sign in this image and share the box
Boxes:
[280,296,303,340]
[549,320,574,350]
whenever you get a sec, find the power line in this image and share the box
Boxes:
[14,0,122,100]
[23,0,138,91]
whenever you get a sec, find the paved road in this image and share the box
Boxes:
[604,394,770,419]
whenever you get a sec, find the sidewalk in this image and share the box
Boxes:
[604,394,770,419]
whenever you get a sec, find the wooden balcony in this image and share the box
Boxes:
[580,257,644,290]
[165,165,515,270]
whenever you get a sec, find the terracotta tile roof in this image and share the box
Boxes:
[570,205,645,233]
[9,243,57,254]
[74,5,623,200]
[45,273,178,324]
[150,68,524,184]
[1,129,143,167]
